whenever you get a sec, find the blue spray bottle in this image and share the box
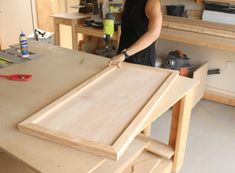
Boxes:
[19,31,29,58]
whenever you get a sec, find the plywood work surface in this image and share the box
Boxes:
[0,41,197,173]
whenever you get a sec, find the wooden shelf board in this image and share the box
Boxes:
[163,15,235,39]
[160,28,235,52]
[203,89,235,106]
[51,12,90,20]
[204,0,235,4]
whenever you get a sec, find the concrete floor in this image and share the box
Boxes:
[152,99,235,173]
[1,100,235,173]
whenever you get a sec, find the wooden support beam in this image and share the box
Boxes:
[138,134,174,160]
[169,89,194,173]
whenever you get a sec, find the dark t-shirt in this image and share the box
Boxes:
[118,0,156,66]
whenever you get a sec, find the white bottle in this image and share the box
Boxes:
[19,31,29,58]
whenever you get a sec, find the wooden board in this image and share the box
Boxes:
[122,151,162,173]
[18,63,178,160]
[35,0,54,32]
[137,134,174,159]
[192,63,208,107]
[163,15,235,39]
[204,89,235,106]
[92,136,149,173]
[160,28,235,52]
[152,159,172,173]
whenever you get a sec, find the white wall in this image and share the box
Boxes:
[0,0,37,49]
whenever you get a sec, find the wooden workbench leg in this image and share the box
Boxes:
[72,20,78,50]
[142,126,151,136]
[169,89,193,173]
[53,20,60,46]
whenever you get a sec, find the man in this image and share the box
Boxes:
[109,0,162,67]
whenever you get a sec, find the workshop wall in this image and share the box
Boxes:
[0,0,37,49]
[157,40,235,97]
[159,0,235,97]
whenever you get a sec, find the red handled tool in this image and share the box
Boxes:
[0,74,32,81]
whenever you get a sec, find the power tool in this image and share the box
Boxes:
[96,11,117,58]
[96,0,122,58]
[162,50,194,77]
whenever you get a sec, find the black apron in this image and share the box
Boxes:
[118,0,156,67]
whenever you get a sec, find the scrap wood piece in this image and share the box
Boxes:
[92,136,150,173]
[122,151,162,173]
[137,134,174,159]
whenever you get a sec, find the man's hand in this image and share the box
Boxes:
[108,54,125,68]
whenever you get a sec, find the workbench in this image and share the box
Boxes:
[51,13,90,50]
[51,13,121,51]
[0,41,198,173]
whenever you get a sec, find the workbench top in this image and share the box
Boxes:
[0,41,198,173]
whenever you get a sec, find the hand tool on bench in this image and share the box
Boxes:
[0,57,14,64]
[0,74,32,81]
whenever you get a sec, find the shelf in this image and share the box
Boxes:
[163,15,235,39]
[204,0,235,4]
[160,27,235,52]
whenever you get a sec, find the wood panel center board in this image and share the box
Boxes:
[18,63,178,160]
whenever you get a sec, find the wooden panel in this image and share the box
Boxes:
[204,0,235,5]
[192,63,208,107]
[51,13,90,20]
[19,63,178,160]
[170,89,194,173]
